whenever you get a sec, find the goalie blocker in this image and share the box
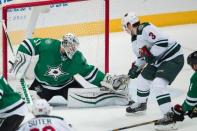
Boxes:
[67,87,131,108]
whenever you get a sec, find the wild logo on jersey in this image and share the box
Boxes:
[44,64,69,81]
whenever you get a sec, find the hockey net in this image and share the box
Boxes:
[0,0,109,80]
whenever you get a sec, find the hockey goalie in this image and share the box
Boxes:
[9,33,131,108]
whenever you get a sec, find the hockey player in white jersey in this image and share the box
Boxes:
[18,99,75,131]
[0,74,28,131]
[122,12,184,130]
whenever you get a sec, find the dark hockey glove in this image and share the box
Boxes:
[171,104,185,121]
[139,46,155,64]
[187,106,197,118]
[128,63,141,79]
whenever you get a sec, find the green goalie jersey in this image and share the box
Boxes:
[17,38,105,89]
[182,72,197,111]
[0,75,25,117]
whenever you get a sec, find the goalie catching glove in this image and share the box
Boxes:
[100,74,130,91]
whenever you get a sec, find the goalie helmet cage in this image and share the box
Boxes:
[1,0,109,79]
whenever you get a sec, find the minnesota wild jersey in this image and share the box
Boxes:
[17,38,105,89]
[18,115,75,131]
[182,72,197,111]
[0,75,27,118]
[131,22,183,68]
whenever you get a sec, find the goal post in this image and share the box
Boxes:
[1,0,109,79]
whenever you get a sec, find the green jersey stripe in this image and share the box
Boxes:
[155,42,168,47]
[0,99,23,113]
[5,101,25,113]
[137,91,150,97]
[84,67,97,79]
[185,100,197,106]
[24,39,35,55]
[137,89,150,93]
[21,41,32,55]
[154,39,168,44]
[186,96,197,101]
[85,68,98,82]
[22,40,33,55]
[157,96,171,105]
[157,43,181,64]
[156,93,170,99]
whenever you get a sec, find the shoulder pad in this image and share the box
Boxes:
[137,22,151,35]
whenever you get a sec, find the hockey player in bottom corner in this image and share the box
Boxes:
[121,12,185,130]
[0,74,28,131]
[172,51,197,122]
[17,99,76,131]
[10,33,130,108]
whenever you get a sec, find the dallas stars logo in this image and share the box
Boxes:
[44,64,69,81]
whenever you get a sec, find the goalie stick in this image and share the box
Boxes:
[1,20,33,110]
[111,119,157,131]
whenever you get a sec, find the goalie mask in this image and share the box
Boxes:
[61,33,79,59]
[122,12,139,31]
[32,99,52,116]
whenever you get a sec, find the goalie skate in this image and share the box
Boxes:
[154,112,177,131]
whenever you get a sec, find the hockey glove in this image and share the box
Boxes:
[139,46,155,64]
[128,63,141,79]
[187,106,197,118]
[171,104,185,121]
[100,74,130,91]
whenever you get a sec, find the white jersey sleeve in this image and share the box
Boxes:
[17,116,75,131]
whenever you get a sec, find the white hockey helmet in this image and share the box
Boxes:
[61,33,79,59]
[122,12,139,30]
[32,99,51,116]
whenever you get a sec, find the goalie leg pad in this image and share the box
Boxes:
[67,88,130,108]
[9,51,32,79]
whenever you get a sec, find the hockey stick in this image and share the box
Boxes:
[2,20,14,55]
[1,20,33,110]
[111,119,157,131]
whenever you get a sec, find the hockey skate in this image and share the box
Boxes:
[154,112,177,131]
[126,101,147,115]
